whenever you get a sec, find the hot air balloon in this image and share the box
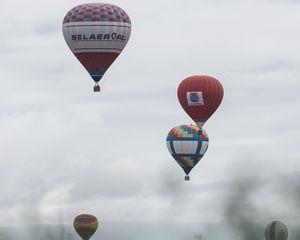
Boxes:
[62,3,131,92]
[177,75,224,128]
[265,221,288,240]
[74,214,98,240]
[166,125,209,181]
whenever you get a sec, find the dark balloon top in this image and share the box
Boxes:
[73,214,98,240]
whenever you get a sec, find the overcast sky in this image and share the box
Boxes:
[0,0,300,239]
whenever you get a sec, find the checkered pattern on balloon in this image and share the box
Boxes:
[62,3,131,85]
[166,125,209,175]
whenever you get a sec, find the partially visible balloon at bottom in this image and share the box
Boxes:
[265,221,288,240]
[74,214,98,240]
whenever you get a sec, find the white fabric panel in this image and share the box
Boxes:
[166,141,173,154]
[199,141,209,155]
[173,141,198,154]
[63,22,131,54]
[173,141,183,154]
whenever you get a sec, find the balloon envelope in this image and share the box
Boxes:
[177,76,224,128]
[166,125,209,178]
[74,214,98,240]
[265,221,288,240]
[62,3,131,87]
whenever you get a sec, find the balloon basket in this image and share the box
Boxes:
[94,84,100,92]
[185,175,190,181]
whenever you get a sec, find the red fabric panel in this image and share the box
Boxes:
[74,52,120,71]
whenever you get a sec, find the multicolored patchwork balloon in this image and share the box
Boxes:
[166,125,209,181]
[177,76,224,128]
[62,3,131,92]
[265,221,288,240]
[74,214,98,240]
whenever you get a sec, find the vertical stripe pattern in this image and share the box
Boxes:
[265,221,288,240]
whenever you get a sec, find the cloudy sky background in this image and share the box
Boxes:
[0,0,300,239]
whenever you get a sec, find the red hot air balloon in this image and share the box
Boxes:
[177,76,224,128]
